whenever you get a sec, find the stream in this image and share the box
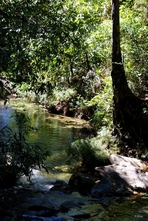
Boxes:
[0,98,90,181]
[0,98,148,221]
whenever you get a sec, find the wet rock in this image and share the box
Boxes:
[51,180,67,187]
[28,205,58,217]
[50,180,70,193]
[19,215,45,221]
[66,203,105,220]
[68,173,95,195]
[28,206,52,211]
[71,213,91,219]
[60,200,81,212]
[115,187,133,196]
[91,177,116,198]
[2,153,148,221]
[90,195,117,206]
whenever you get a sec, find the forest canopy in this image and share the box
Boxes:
[0,0,148,146]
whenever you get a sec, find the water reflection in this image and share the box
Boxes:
[0,106,14,129]
[0,98,89,180]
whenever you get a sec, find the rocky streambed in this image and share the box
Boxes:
[1,154,148,221]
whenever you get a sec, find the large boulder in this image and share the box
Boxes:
[93,154,148,197]
[68,173,95,195]
[109,154,148,171]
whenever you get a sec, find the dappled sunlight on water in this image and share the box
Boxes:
[0,98,89,180]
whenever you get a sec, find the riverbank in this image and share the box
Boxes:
[0,164,148,221]
[0,97,148,220]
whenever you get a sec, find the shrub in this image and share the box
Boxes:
[0,111,50,187]
[86,76,113,130]
[67,138,109,172]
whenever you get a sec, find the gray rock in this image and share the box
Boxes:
[109,154,147,170]
[27,205,58,217]
[94,154,148,197]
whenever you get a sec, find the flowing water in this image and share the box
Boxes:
[0,98,148,221]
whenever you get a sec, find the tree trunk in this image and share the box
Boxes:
[111,0,148,149]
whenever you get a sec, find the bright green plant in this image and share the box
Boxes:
[52,88,77,102]
[85,76,113,130]
[67,138,109,172]
[120,3,148,96]
[0,0,103,101]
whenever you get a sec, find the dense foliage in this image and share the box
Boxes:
[0,0,147,126]
[67,135,113,172]
[0,0,148,117]
[0,0,147,184]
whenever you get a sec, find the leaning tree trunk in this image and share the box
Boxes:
[111,0,148,150]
